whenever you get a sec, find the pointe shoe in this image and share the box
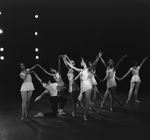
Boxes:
[100,102,104,108]
[34,112,44,118]
[89,106,94,111]
[96,111,102,118]
[120,103,125,109]
[110,107,113,112]
[125,99,130,105]
[83,115,87,121]
[25,112,28,118]
[21,114,25,121]
[135,100,141,103]
[72,112,75,117]
[58,109,66,115]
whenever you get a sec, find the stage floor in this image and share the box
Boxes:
[0,88,150,140]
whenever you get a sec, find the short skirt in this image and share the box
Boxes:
[20,82,35,91]
[130,75,141,83]
[80,79,92,94]
[107,78,117,88]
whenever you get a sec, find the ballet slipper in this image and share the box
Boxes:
[83,115,87,121]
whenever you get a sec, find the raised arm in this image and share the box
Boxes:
[99,51,107,69]
[114,54,127,71]
[88,52,101,72]
[62,55,70,70]
[64,54,72,64]
[139,57,148,68]
[63,55,81,72]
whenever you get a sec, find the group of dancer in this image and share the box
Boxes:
[19,51,148,121]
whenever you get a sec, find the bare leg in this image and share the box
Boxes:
[114,95,123,108]
[109,87,116,111]
[84,89,101,121]
[92,86,97,104]
[101,89,110,108]
[84,89,92,121]
[77,91,84,109]
[21,91,27,120]
[71,90,79,116]
[126,82,135,104]
[25,91,33,117]
[134,82,141,103]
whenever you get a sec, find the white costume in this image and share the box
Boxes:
[20,69,35,91]
[67,69,79,93]
[106,68,117,88]
[130,66,141,83]
[42,83,58,97]
[78,69,92,101]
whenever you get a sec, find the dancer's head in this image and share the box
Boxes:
[88,61,93,67]
[80,57,87,69]
[70,60,75,66]
[50,68,57,74]
[19,63,25,70]
[132,60,137,67]
[107,59,114,67]
[43,76,51,84]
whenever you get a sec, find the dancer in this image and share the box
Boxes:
[100,52,127,111]
[37,62,66,113]
[120,57,148,104]
[19,63,38,120]
[62,55,80,117]
[88,60,102,106]
[63,53,102,121]
[33,72,67,117]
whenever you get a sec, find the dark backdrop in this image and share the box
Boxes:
[0,0,149,97]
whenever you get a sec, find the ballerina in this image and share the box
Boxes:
[63,52,102,121]
[37,59,66,111]
[99,52,127,111]
[62,55,80,117]
[88,60,102,106]
[33,72,67,117]
[19,63,38,120]
[120,57,148,104]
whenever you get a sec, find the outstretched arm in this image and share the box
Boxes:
[28,64,38,71]
[101,74,108,82]
[114,54,127,71]
[120,69,131,80]
[139,57,148,68]
[38,65,55,76]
